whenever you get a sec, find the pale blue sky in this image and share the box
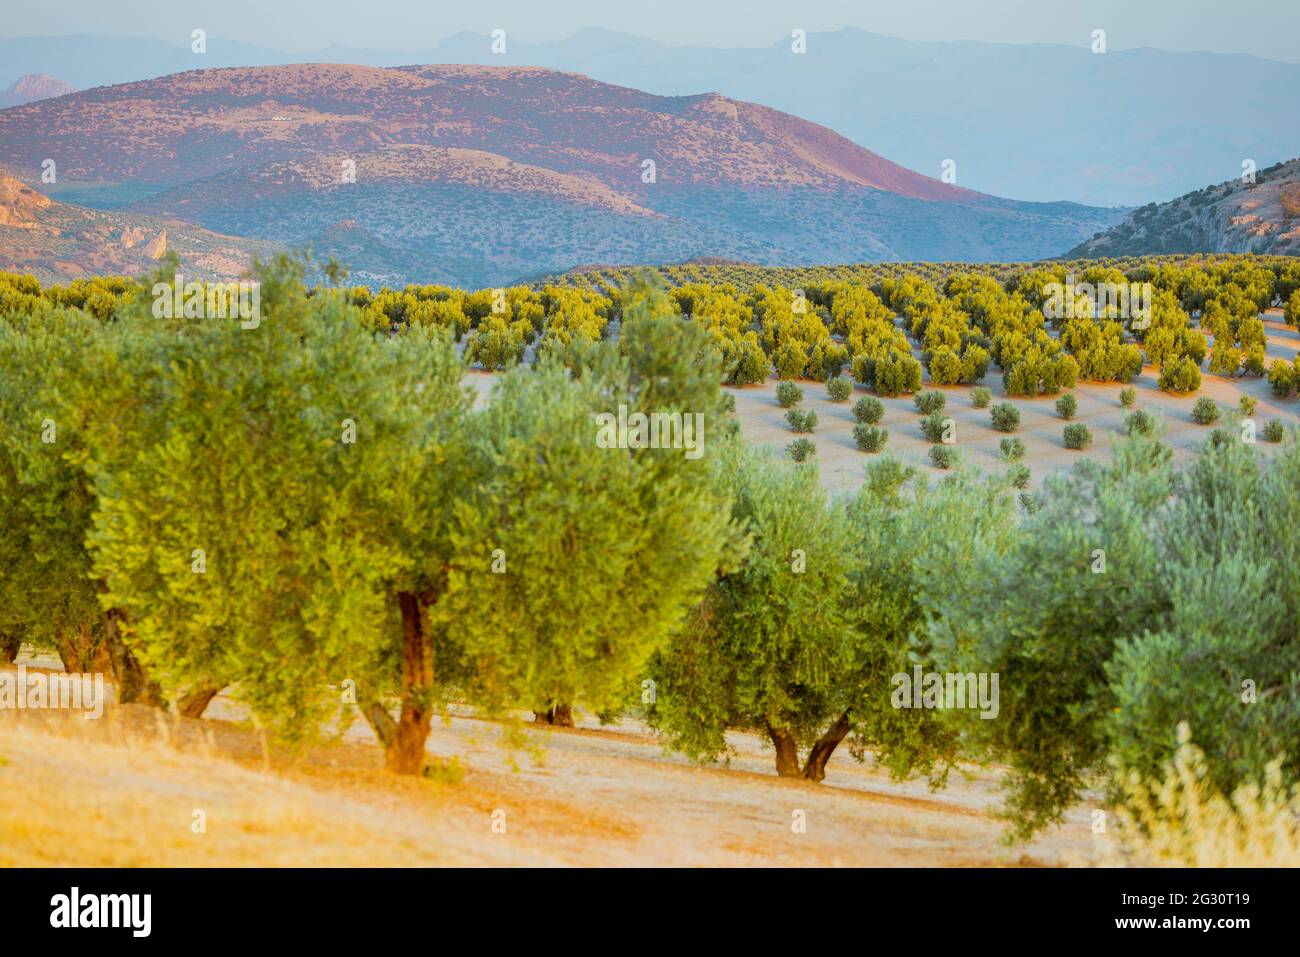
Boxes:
[2,0,1297,62]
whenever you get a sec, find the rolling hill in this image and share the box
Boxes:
[2,29,1297,206]
[1070,158,1300,258]
[0,171,276,283]
[0,64,1123,286]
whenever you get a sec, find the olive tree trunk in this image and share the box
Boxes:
[801,712,851,782]
[764,720,802,777]
[386,591,434,774]
[533,703,574,727]
[103,606,164,706]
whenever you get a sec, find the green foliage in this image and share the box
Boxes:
[1063,423,1092,450]
[990,402,1020,433]
[776,380,804,408]
[825,376,853,402]
[1268,360,1296,398]
[786,408,818,433]
[1126,409,1157,436]
[1055,393,1078,420]
[1120,386,1137,408]
[1191,397,1220,425]
[1158,355,1202,394]
[1006,463,1031,489]
[913,389,946,415]
[786,437,816,462]
[1239,394,1258,417]
[1263,419,1286,442]
[999,437,1025,461]
[852,395,884,425]
[853,424,888,452]
[873,352,923,396]
[928,445,958,469]
[919,412,949,443]
[970,386,991,408]
[1286,290,1300,328]
[647,446,855,772]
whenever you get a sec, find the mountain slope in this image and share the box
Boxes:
[0,172,276,282]
[2,29,1297,206]
[1069,158,1300,257]
[0,64,1124,285]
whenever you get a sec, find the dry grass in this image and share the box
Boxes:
[1113,724,1300,867]
[0,710,477,867]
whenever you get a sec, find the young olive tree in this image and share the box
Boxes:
[647,443,856,778]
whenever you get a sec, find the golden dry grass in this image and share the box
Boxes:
[1112,725,1300,867]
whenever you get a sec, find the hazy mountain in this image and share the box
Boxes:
[1069,157,1300,257]
[2,28,1297,206]
[0,74,76,108]
[0,63,1122,287]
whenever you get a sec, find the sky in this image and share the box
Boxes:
[1,0,1297,62]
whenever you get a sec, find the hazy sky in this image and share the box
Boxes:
[2,0,1297,62]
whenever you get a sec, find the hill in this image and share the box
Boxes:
[0,171,276,282]
[3,29,1298,205]
[1070,158,1300,258]
[0,64,1122,286]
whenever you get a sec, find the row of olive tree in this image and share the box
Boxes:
[0,257,740,774]
[648,428,1299,840]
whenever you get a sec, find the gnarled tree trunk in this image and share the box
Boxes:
[387,591,434,774]
[55,633,85,674]
[533,703,574,727]
[177,686,223,719]
[802,712,851,782]
[1,634,21,664]
[361,698,397,751]
[764,719,802,777]
[103,606,164,707]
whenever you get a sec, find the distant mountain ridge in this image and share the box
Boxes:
[1,29,1297,206]
[0,73,75,108]
[1070,158,1300,258]
[0,63,1123,286]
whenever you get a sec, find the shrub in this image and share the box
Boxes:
[1126,409,1156,436]
[970,386,991,408]
[1191,397,1219,425]
[990,402,1020,432]
[1285,289,1300,328]
[1239,394,1258,417]
[1120,386,1137,409]
[1158,355,1202,394]
[874,352,923,396]
[929,445,958,469]
[1055,393,1077,420]
[1006,463,1031,489]
[776,380,804,408]
[825,376,853,402]
[999,437,1025,461]
[852,395,884,424]
[913,389,946,415]
[853,424,888,452]
[1268,360,1295,398]
[1263,419,1285,442]
[920,412,950,443]
[1063,423,1092,450]
[786,437,816,462]
[785,408,817,433]
[1208,344,1241,377]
